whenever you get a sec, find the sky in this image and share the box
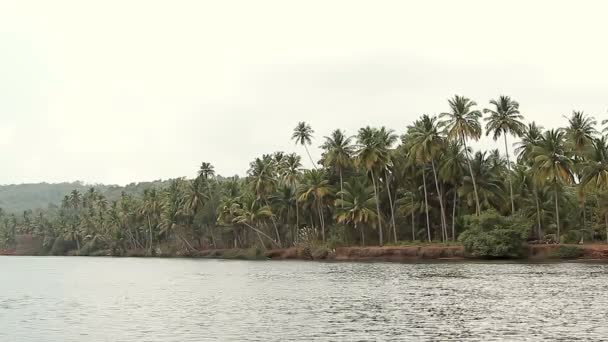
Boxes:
[1,0,608,185]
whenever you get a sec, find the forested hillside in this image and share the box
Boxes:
[0,181,172,213]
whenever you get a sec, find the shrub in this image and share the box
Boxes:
[459,210,529,258]
[550,245,584,259]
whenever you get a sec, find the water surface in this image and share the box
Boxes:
[1,257,607,341]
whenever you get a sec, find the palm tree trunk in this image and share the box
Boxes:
[295,201,299,244]
[555,187,561,244]
[452,191,457,241]
[244,223,279,248]
[581,199,586,244]
[265,199,282,247]
[384,170,397,243]
[339,168,344,208]
[462,135,481,215]
[317,199,325,242]
[147,213,153,254]
[304,145,317,170]
[411,209,416,241]
[535,190,542,239]
[370,169,383,246]
[605,213,608,244]
[431,160,447,243]
[422,167,431,242]
[503,135,515,214]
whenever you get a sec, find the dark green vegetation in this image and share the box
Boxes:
[2,95,608,257]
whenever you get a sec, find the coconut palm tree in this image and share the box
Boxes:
[355,127,389,246]
[438,141,467,240]
[335,180,377,246]
[440,95,483,215]
[484,95,526,214]
[515,122,544,164]
[297,169,331,242]
[564,111,597,240]
[292,122,317,169]
[407,115,448,242]
[531,129,575,243]
[377,127,399,242]
[321,129,354,208]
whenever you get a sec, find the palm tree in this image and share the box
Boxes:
[565,111,597,158]
[297,170,331,242]
[248,155,281,246]
[321,129,354,208]
[231,195,279,248]
[580,137,608,242]
[531,129,575,243]
[484,95,526,214]
[564,111,597,240]
[515,122,544,164]
[198,162,215,180]
[440,95,483,215]
[279,153,302,241]
[356,127,389,246]
[335,180,377,246]
[292,122,317,169]
[407,115,448,242]
[377,127,399,242]
[438,142,467,240]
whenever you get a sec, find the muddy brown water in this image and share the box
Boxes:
[1,256,607,341]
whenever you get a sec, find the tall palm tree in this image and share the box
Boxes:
[515,122,544,163]
[484,95,526,214]
[407,115,448,242]
[377,127,399,242]
[531,129,575,243]
[564,111,597,240]
[292,122,317,169]
[440,95,483,215]
[335,180,377,246]
[580,137,608,242]
[438,142,466,240]
[297,170,331,242]
[321,129,354,208]
[248,155,281,246]
[356,127,389,246]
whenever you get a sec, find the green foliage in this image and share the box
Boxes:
[550,245,584,259]
[3,97,608,255]
[459,210,529,258]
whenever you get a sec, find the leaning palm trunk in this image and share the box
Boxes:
[265,199,282,247]
[431,160,448,243]
[422,167,431,242]
[384,170,398,243]
[503,135,515,214]
[243,223,280,248]
[462,135,481,215]
[370,169,383,246]
[304,145,317,170]
[554,187,561,244]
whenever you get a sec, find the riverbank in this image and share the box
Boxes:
[4,240,608,261]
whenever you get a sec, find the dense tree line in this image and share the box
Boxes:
[2,95,608,254]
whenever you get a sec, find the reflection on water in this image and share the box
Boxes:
[1,257,608,341]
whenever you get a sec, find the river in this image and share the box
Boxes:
[1,257,607,341]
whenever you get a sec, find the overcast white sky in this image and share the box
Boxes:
[1,0,607,185]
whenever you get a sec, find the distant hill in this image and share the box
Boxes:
[0,180,173,213]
